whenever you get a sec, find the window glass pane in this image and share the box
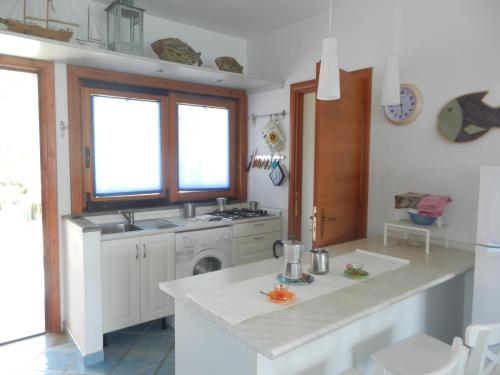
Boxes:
[177,104,230,191]
[92,95,162,197]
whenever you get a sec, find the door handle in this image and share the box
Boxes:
[135,244,139,260]
[143,244,147,258]
[320,209,336,239]
[312,207,317,242]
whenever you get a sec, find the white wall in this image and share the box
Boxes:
[246,0,500,246]
[0,0,247,325]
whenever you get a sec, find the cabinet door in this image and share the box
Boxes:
[233,219,282,238]
[140,233,175,322]
[234,231,281,266]
[101,237,141,333]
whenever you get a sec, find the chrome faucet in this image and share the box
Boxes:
[119,210,135,225]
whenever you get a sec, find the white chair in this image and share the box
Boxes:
[465,322,500,375]
[372,335,468,375]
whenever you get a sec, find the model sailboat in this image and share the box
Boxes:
[76,6,105,48]
[0,0,78,42]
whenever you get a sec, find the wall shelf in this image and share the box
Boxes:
[0,30,284,94]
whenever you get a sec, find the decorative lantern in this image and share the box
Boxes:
[105,0,144,56]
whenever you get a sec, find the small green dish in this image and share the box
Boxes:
[343,269,369,279]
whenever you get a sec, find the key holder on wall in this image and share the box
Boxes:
[247,150,286,171]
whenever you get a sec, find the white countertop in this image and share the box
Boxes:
[65,213,281,240]
[159,236,474,359]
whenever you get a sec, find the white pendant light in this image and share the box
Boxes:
[381,53,400,106]
[317,0,340,101]
[381,0,401,106]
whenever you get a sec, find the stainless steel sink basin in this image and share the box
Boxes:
[100,223,142,235]
[135,219,180,230]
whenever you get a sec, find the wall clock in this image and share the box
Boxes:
[384,84,423,125]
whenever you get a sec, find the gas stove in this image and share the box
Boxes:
[210,208,269,221]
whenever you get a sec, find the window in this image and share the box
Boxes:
[168,94,237,202]
[78,80,243,211]
[92,95,163,197]
[177,104,230,191]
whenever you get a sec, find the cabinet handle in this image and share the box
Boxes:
[143,243,147,258]
[254,236,264,241]
[254,223,264,227]
[135,244,139,260]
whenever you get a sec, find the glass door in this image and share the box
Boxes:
[0,68,45,344]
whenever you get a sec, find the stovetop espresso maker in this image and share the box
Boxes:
[272,239,313,284]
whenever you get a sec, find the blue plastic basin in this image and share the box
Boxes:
[409,212,437,226]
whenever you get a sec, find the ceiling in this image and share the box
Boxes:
[98,0,353,39]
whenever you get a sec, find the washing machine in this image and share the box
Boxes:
[175,226,233,278]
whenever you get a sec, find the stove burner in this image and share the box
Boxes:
[210,208,269,220]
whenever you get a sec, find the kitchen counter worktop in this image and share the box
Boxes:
[65,213,281,241]
[159,236,474,359]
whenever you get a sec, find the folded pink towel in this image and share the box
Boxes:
[417,195,452,217]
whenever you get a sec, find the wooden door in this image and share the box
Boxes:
[101,237,141,333]
[313,69,371,247]
[140,234,175,322]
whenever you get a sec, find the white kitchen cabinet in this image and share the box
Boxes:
[233,218,282,265]
[140,234,175,323]
[101,233,175,333]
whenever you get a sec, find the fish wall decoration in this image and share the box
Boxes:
[437,91,500,143]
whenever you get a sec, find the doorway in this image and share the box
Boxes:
[0,55,60,343]
[288,68,372,248]
[0,67,45,343]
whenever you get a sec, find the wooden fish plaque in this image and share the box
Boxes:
[438,91,500,143]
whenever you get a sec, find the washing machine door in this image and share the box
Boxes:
[188,248,230,276]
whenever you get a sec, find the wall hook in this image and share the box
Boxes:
[59,121,68,137]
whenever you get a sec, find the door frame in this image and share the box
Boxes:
[288,68,373,241]
[0,55,60,333]
[288,80,316,239]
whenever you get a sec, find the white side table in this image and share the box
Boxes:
[383,219,449,254]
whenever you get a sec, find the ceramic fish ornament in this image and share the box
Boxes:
[215,56,244,73]
[151,38,203,66]
[437,91,500,143]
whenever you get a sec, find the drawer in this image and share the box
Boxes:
[233,218,281,238]
[234,231,281,266]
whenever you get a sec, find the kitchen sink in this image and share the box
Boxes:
[135,219,180,230]
[100,223,143,235]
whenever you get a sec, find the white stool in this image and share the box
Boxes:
[465,322,500,375]
[372,334,468,375]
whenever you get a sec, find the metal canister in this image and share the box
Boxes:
[216,197,227,212]
[183,203,196,218]
[309,248,330,274]
[248,201,259,211]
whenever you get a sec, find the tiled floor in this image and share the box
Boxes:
[0,319,175,375]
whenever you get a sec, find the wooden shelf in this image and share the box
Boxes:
[0,30,284,94]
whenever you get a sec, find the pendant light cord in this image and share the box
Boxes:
[393,0,400,54]
[329,0,333,36]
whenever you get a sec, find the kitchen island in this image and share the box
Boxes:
[159,236,474,375]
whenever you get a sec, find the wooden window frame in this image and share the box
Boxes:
[81,87,169,203]
[168,93,238,202]
[68,65,247,214]
[0,55,60,333]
